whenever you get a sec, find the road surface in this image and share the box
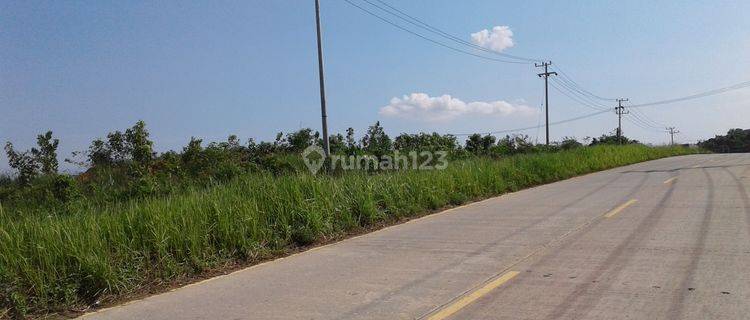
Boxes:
[82,154,750,320]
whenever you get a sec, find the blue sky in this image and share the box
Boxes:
[2,0,749,172]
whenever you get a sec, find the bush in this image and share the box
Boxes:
[393,132,458,153]
[491,134,538,156]
[3,121,611,216]
[558,137,583,150]
[50,175,77,203]
[361,121,392,158]
[4,143,40,186]
[465,134,496,155]
[590,130,639,146]
[32,131,59,175]
[698,128,749,153]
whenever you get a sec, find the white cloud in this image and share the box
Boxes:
[470,26,514,53]
[379,93,538,122]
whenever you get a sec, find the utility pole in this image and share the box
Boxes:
[314,0,330,156]
[536,61,557,145]
[667,127,679,145]
[615,98,629,143]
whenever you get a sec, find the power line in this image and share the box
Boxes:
[550,78,610,110]
[344,0,628,140]
[551,77,611,109]
[451,109,609,136]
[535,74,672,134]
[342,0,529,64]
[343,0,750,143]
[347,0,750,108]
[349,0,626,112]
[549,81,608,111]
[626,108,662,129]
[366,0,541,63]
[551,65,618,101]
[629,80,750,108]
[628,108,667,130]
[545,65,654,139]
[624,116,667,133]
[628,115,665,132]
[360,0,625,105]
[623,117,651,131]
[629,108,666,128]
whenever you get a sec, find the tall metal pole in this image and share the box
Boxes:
[315,0,330,156]
[536,61,557,146]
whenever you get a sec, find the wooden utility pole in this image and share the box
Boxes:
[536,61,557,145]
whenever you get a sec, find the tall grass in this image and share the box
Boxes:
[0,145,698,317]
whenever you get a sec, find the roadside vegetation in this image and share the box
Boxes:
[0,121,700,318]
[698,128,750,153]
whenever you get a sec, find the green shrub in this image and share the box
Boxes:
[698,128,749,153]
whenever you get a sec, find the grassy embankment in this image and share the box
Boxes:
[0,144,700,318]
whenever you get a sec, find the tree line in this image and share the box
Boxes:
[1,120,635,214]
[698,128,750,153]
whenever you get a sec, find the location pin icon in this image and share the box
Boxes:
[302,145,326,175]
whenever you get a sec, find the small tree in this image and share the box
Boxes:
[286,128,318,152]
[182,137,204,163]
[394,132,458,152]
[82,121,155,168]
[87,138,113,166]
[558,137,582,150]
[328,134,345,154]
[495,135,515,155]
[106,131,129,163]
[590,129,639,146]
[273,132,285,149]
[5,131,60,184]
[511,134,535,153]
[225,134,242,151]
[31,131,59,174]
[361,121,392,157]
[465,134,496,155]
[5,142,39,185]
[698,128,750,153]
[344,127,360,154]
[345,128,356,148]
[125,120,154,166]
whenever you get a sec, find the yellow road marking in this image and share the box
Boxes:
[427,271,520,320]
[604,199,638,218]
[663,177,677,184]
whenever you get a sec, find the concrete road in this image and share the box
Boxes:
[82,154,750,320]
